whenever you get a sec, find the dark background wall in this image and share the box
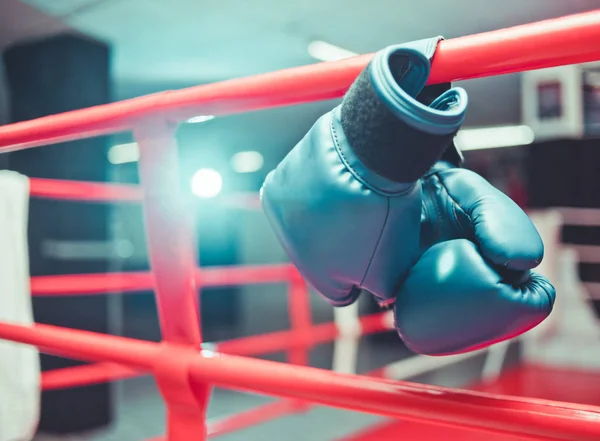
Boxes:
[3,34,113,433]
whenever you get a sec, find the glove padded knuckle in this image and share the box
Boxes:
[395,239,555,355]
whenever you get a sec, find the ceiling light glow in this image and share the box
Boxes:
[186,115,215,124]
[191,168,223,198]
[231,151,264,173]
[454,125,535,151]
[308,41,358,62]
[108,142,139,164]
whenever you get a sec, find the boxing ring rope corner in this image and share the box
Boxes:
[0,9,599,441]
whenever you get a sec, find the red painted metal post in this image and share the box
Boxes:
[286,268,313,412]
[135,121,209,441]
[287,269,312,367]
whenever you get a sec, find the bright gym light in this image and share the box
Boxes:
[455,125,535,151]
[308,41,358,62]
[231,151,264,173]
[191,168,223,198]
[107,142,139,164]
[186,115,215,124]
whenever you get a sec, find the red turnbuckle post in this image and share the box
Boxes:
[136,121,209,440]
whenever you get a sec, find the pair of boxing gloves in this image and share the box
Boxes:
[260,37,555,356]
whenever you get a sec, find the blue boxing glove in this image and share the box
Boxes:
[261,37,467,306]
[395,160,556,355]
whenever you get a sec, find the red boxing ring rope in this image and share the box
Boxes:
[28,178,141,201]
[0,10,599,151]
[0,10,600,441]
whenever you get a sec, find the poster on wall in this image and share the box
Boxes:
[583,68,600,136]
[537,81,563,120]
[522,62,600,140]
[521,65,583,140]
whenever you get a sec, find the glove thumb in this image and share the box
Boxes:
[439,168,543,271]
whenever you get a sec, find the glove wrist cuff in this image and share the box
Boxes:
[331,107,414,195]
[369,45,465,134]
[340,39,467,184]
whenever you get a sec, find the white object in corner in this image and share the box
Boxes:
[0,171,40,441]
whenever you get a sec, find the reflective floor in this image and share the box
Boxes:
[341,364,600,441]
